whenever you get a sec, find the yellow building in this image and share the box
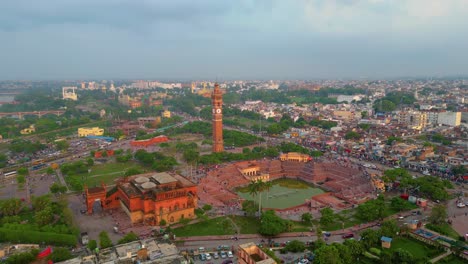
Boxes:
[162,110,171,118]
[20,125,35,135]
[78,127,104,137]
[279,152,311,162]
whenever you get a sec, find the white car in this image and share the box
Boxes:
[457,203,466,208]
[205,253,212,260]
[227,251,234,258]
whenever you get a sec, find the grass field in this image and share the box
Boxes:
[172,217,236,237]
[65,161,146,189]
[426,223,460,240]
[387,237,442,260]
[236,179,324,209]
[230,215,260,234]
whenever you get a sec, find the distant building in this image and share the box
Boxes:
[162,110,171,118]
[137,117,161,128]
[237,242,277,264]
[437,112,461,126]
[20,125,35,135]
[336,95,362,103]
[62,87,78,101]
[78,127,104,137]
[397,111,427,130]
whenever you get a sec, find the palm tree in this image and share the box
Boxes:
[263,180,273,208]
[247,180,265,218]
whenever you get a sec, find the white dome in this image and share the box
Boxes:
[141,182,156,189]
[134,177,149,184]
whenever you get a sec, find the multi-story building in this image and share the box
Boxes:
[237,242,276,264]
[397,111,427,130]
[437,112,461,126]
[84,172,198,226]
[78,127,104,137]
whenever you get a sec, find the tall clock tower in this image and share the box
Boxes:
[211,83,224,153]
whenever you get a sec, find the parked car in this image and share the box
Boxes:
[199,254,206,261]
[205,253,212,260]
[342,233,354,239]
[227,251,234,258]
[212,252,219,259]
[220,251,227,259]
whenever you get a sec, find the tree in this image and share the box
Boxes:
[86,158,94,166]
[259,210,287,236]
[247,180,265,217]
[0,153,7,168]
[284,240,306,253]
[301,212,313,225]
[452,165,467,177]
[242,200,257,217]
[31,194,51,212]
[392,248,414,263]
[99,231,113,249]
[390,197,412,212]
[333,243,352,264]
[54,140,69,151]
[124,167,142,177]
[118,232,139,244]
[159,219,167,226]
[360,229,381,249]
[0,198,23,216]
[343,239,365,260]
[35,206,54,226]
[315,245,343,264]
[202,204,212,212]
[5,250,37,264]
[50,182,67,194]
[17,167,29,176]
[429,204,447,225]
[49,247,73,262]
[380,220,399,237]
[319,207,335,227]
[88,240,97,250]
[344,131,361,140]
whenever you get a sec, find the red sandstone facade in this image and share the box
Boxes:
[84,172,197,225]
[130,135,169,148]
[211,83,224,153]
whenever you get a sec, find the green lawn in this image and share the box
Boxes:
[172,217,236,237]
[64,161,147,190]
[230,216,260,234]
[426,223,460,240]
[387,237,442,260]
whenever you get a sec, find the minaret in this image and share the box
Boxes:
[211,83,224,152]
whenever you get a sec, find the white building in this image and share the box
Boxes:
[437,112,461,127]
[336,95,362,103]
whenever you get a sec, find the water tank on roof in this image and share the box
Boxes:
[141,182,156,189]
[135,177,149,184]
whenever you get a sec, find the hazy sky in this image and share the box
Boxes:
[1,0,468,80]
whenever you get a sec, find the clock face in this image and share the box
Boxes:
[216,108,222,114]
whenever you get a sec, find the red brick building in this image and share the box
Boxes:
[85,172,197,225]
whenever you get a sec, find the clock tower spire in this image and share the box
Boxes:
[211,83,224,153]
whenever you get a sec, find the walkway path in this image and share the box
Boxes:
[429,250,451,263]
[55,170,70,192]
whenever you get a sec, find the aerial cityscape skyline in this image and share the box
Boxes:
[1,0,468,80]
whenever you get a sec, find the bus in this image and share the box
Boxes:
[3,171,17,178]
[32,159,44,165]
